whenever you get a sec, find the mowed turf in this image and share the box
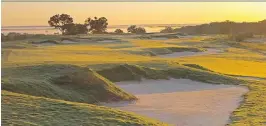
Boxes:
[175,47,266,78]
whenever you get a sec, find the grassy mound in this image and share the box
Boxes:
[2,64,136,104]
[2,90,168,126]
[166,65,242,84]
[97,64,242,85]
[137,33,181,39]
[151,33,180,39]
[182,63,213,72]
[144,47,172,55]
[74,37,123,42]
[97,64,168,82]
[60,37,80,42]
[144,46,204,55]
[31,40,60,45]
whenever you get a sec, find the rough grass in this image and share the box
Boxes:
[2,90,168,126]
[2,64,136,104]
[97,64,168,82]
[229,80,266,126]
[182,63,213,72]
[31,40,60,45]
[96,64,242,85]
[144,46,204,55]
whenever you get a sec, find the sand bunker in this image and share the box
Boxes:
[61,40,78,44]
[102,79,248,126]
[98,40,120,43]
[32,40,59,46]
[151,37,168,40]
[159,48,222,58]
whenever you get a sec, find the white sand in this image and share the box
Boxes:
[151,37,168,40]
[38,43,56,46]
[102,79,248,126]
[159,48,222,58]
[61,40,77,44]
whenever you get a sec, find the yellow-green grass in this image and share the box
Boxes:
[2,90,168,126]
[2,46,154,67]
[2,39,206,68]
[229,80,266,126]
[2,64,136,104]
[175,54,266,78]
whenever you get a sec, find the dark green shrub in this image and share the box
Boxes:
[160,27,174,33]
[114,29,124,34]
[127,25,146,34]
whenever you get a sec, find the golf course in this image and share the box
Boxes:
[2,32,266,125]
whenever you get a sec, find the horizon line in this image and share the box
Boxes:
[2,19,265,28]
[2,23,199,28]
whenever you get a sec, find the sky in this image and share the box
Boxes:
[2,2,266,26]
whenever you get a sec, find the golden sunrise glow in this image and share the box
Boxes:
[2,2,266,26]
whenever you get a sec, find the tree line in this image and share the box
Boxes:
[174,20,266,35]
[48,14,147,35]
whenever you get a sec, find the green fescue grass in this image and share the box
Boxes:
[96,63,243,85]
[143,46,204,55]
[182,63,213,72]
[229,80,266,126]
[2,64,136,104]
[2,90,168,126]
[97,64,169,82]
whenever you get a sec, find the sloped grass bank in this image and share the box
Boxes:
[229,80,266,126]
[2,90,168,126]
[97,64,242,85]
[97,64,168,82]
[182,63,213,72]
[144,46,204,55]
[2,64,136,104]
[119,46,204,57]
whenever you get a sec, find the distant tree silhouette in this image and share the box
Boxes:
[127,25,137,33]
[1,33,6,41]
[134,27,146,34]
[127,25,146,34]
[64,24,88,35]
[48,14,74,34]
[160,27,174,33]
[85,17,108,34]
[114,29,124,34]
